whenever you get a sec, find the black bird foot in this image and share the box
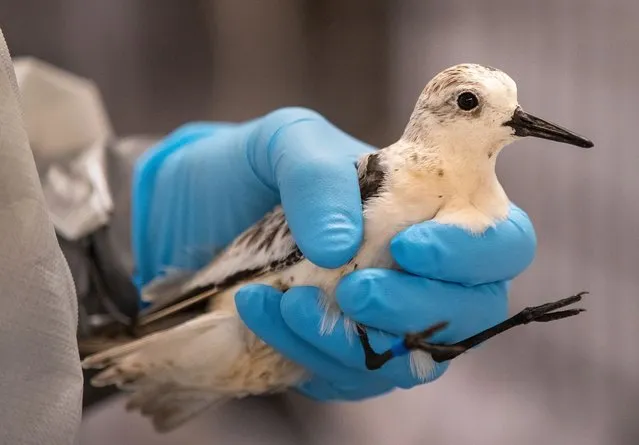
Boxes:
[356,321,464,370]
[357,292,587,370]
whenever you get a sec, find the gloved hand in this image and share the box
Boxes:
[132,107,537,401]
[132,107,373,288]
[236,206,534,400]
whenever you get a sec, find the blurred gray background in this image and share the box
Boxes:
[1,0,637,444]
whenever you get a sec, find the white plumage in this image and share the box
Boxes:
[82,64,592,433]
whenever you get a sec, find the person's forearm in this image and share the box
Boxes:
[0,29,83,445]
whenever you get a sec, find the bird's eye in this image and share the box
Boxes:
[457,92,479,111]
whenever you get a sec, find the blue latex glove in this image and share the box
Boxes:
[236,206,535,400]
[132,107,537,401]
[132,107,373,289]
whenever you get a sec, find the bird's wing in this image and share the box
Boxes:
[135,150,387,327]
[136,205,302,325]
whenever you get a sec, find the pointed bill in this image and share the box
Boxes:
[504,107,594,148]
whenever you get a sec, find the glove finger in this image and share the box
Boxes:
[279,286,448,389]
[235,284,381,385]
[296,376,395,402]
[336,269,509,340]
[390,203,536,286]
[247,108,375,268]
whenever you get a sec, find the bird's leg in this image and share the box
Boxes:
[357,292,587,370]
[356,321,464,370]
[355,323,394,370]
[425,292,587,362]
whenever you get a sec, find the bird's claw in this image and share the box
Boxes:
[516,292,587,324]
[357,292,588,369]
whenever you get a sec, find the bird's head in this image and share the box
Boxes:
[403,63,593,158]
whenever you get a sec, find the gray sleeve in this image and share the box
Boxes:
[0,29,82,445]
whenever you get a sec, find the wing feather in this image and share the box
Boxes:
[135,151,386,326]
[136,206,301,325]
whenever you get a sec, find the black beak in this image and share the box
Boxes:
[504,107,594,148]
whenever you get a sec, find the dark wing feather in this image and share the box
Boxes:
[135,151,386,327]
[358,151,386,201]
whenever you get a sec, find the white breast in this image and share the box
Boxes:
[258,142,509,335]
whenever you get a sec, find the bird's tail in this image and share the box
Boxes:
[125,386,229,433]
[82,310,244,432]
